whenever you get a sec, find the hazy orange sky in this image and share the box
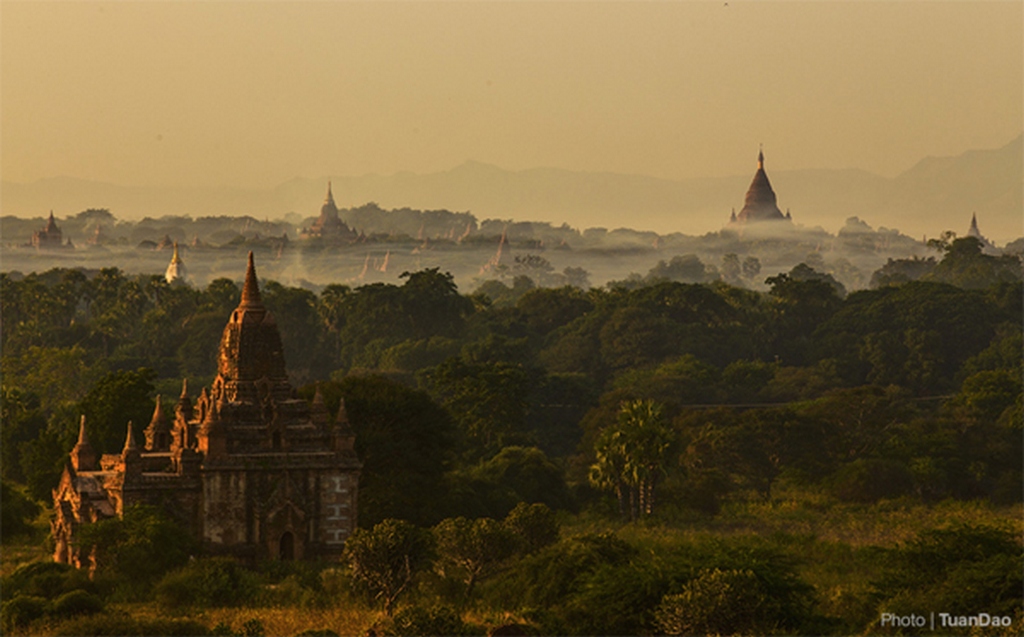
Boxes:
[2,1,1021,189]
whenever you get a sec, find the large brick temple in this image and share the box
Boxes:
[52,253,361,565]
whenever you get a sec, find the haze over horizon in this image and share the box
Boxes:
[2,2,1021,238]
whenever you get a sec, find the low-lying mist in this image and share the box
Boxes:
[3,204,1015,294]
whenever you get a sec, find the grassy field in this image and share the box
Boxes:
[3,489,1021,636]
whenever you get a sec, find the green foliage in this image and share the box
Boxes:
[873,525,1024,625]
[2,561,95,600]
[816,281,1004,391]
[344,518,434,615]
[52,613,211,636]
[434,517,518,599]
[494,533,818,636]
[386,606,473,636]
[589,400,675,521]
[154,558,261,609]
[0,595,47,632]
[655,568,772,636]
[77,368,156,455]
[1,479,41,539]
[503,502,559,556]
[78,504,198,595]
[421,358,537,461]
[305,376,454,527]
[492,533,635,614]
[50,589,105,619]
[765,269,843,365]
[646,254,717,284]
[925,236,1023,289]
[449,446,571,518]
[0,387,47,483]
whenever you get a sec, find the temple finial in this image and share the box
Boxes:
[240,251,262,307]
[325,181,335,206]
[757,145,764,169]
[77,415,89,445]
[171,241,181,264]
[122,421,138,452]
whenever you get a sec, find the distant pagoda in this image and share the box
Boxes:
[31,211,73,249]
[301,182,359,243]
[730,150,790,225]
[165,242,188,285]
[967,213,999,254]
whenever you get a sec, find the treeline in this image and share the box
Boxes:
[1,236,1020,508]
[0,234,1021,634]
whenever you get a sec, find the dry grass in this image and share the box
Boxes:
[561,488,1023,549]
[106,603,378,637]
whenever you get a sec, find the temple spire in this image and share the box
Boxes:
[335,398,353,434]
[325,181,335,206]
[171,242,182,264]
[122,422,138,453]
[77,415,90,446]
[757,145,764,169]
[240,251,262,307]
[70,415,97,472]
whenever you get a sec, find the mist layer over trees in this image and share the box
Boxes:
[7,202,1015,297]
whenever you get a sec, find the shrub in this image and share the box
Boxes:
[154,558,261,609]
[874,525,1024,621]
[831,459,913,503]
[655,568,767,636]
[50,589,104,619]
[52,613,210,636]
[2,560,95,599]
[503,502,559,555]
[388,605,471,636]
[0,595,47,632]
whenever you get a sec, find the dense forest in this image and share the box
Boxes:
[1,235,1021,636]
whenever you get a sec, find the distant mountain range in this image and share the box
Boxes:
[3,135,1020,243]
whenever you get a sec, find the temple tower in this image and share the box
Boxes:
[732,150,789,224]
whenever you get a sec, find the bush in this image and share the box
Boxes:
[2,560,95,599]
[874,525,1024,621]
[79,504,197,595]
[52,613,210,636]
[655,568,767,636]
[0,595,47,632]
[387,606,471,636]
[503,502,559,556]
[831,459,913,503]
[154,558,261,609]
[50,589,104,619]
[1,480,41,539]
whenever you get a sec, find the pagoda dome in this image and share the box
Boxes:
[735,150,787,223]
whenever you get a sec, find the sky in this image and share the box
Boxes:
[2,1,1021,190]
